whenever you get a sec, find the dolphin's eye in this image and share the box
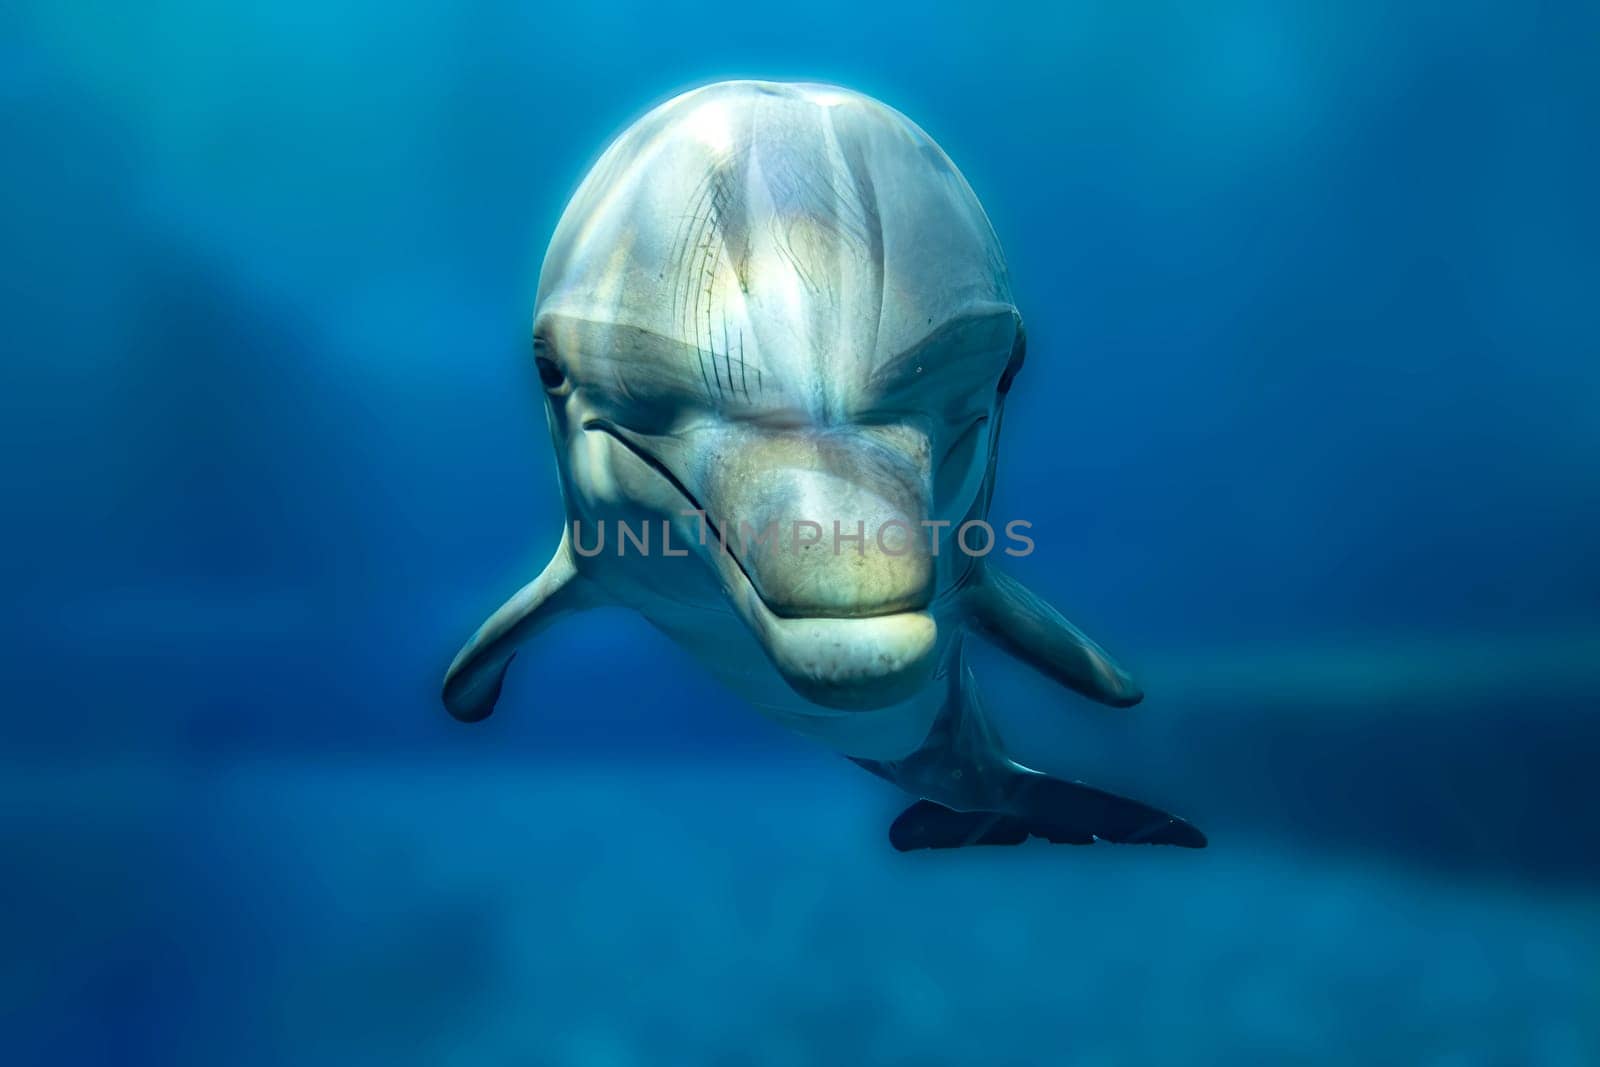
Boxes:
[534,339,568,393]
[997,326,1026,395]
[536,356,565,391]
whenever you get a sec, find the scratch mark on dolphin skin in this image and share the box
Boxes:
[671,171,719,398]
[671,152,764,405]
[835,117,887,366]
[760,131,875,324]
[737,327,750,400]
[695,176,732,398]
[692,182,720,395]
[668,171,714,334]
[720,310,738,402]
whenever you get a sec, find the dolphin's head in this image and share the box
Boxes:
[531,81,1023,711]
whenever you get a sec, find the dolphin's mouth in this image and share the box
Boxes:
[584,418,940,708]
[584,418,924,620]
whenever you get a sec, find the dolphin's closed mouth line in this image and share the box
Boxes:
[581,418,766,602]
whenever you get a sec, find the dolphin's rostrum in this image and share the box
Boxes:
[444,81,1204,851]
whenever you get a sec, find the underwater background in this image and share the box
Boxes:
[4,1,1599,1063]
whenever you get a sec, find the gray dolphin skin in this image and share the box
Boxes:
[443,81,1204,851]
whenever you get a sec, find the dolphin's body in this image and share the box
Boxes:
[444,81,1204,850]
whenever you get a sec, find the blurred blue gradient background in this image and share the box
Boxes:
[4,2,1599,1064]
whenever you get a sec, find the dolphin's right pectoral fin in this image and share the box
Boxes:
[442,532,599,722]
[962,565,1143,708]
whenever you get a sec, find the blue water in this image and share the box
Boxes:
[4,3,1598,1064]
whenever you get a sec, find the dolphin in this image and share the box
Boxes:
[443,81,1205,851]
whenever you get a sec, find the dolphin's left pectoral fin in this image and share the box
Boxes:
[962,565,1143,708]
[442,532,599,722]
